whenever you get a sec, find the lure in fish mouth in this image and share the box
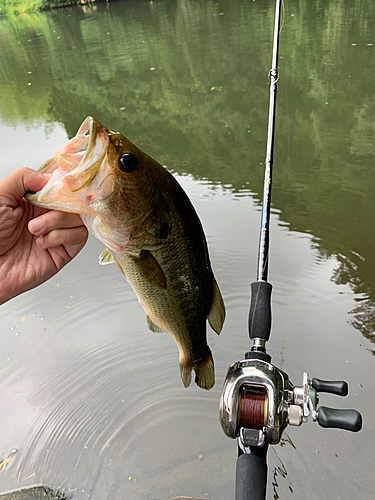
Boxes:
[26,116,226,390]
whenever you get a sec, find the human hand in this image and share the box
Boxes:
[0,167,88,305]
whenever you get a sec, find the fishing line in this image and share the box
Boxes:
[239,387,267,430]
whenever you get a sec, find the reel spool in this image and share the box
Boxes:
[239,387,267,430]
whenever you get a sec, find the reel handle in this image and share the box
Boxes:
[317,406,362,432]
[312,378,348,396]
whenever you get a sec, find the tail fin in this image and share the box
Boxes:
[194,353,215,390]
[180,364,193,388]
[179,352,215,390]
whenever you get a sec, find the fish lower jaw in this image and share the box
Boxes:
[29,187,97,215]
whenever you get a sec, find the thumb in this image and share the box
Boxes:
[0,167,50,207]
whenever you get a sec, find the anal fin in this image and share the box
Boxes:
[147,316,164,333]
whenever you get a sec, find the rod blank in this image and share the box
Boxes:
[257,0,281,282]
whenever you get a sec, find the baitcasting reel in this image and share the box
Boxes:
[219,342,362,449]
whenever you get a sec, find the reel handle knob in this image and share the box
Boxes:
[312,378,348,396]
[317,406,362,432]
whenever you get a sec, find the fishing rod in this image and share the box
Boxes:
[218,1,362,499]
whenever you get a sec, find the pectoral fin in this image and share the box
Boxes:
[99,248,115,265]
[207,276,226,335]
[146,316,164,333]
[131,250,167,289]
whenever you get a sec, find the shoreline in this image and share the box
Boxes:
[1,0,111,16]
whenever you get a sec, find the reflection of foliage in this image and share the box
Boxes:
[0,0,92,15]
[350,300,375,345]
[332,253,375,343]
[350,96,375,157]
[0,0,375,340]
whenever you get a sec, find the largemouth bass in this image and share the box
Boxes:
[26,117,225,390]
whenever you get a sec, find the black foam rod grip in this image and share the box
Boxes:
[312,378,348,396]
[236,452,268,500]
[248,281,272,341]
[317,406,362,432]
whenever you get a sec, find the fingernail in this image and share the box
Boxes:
[35,236,44,247]
[29,218,43,234]
[42,173,52,178]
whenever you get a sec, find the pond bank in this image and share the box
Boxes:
[0,0,108,16]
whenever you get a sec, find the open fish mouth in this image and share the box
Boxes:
[26,116,112,213]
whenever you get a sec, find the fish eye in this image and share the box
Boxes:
[119,153,138,173]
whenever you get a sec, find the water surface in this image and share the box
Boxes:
[0,0,374,498]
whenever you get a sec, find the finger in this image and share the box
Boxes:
[29,211,85,236]
[35,226,88,250]
[0,168,50,207]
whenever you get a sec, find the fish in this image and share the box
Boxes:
[26,117,225,390]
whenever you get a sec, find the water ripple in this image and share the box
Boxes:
[11,334,216,489]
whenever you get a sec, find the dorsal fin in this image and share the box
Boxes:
[207,276,225,335]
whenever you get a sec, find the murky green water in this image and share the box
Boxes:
[0,0,374,498]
